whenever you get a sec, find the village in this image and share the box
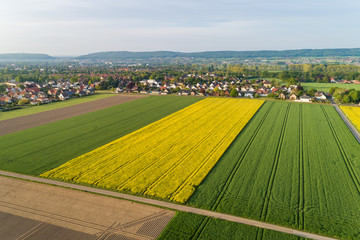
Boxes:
[117,78,329,103]
[0,77,331,111]
[0,80,95,109]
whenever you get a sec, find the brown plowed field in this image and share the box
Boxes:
[0,94,145,136]
[0,176,174,240]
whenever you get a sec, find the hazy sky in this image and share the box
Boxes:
[0,0,359,56]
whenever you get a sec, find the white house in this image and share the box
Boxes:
[314,92,327,100]
[243,91,254,98]
[299,95,311,102]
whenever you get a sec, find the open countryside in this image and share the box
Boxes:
[1,93,360,239]
[41,98,263,203]
[3,0,360,238]
[341,105,360,132]
[173,102,360,239]
[0,176,174,240]
[0,96,201,175]
[0,94,145,136]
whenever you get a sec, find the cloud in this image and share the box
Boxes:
[0,0,360,55]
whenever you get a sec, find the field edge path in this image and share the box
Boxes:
[333,104,360,143]
[0,170,336,240]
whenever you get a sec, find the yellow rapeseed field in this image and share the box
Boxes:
[42,98,264,203]
[340,106,360,132]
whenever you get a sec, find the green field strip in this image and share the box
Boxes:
[0,93,114,121]
[256,103,291,239]
[298,104,305,231]
[185,101,280,239]
[185,102,360,239]
[157,212,304,240]
[301,82,360,92]
[0,96,202,175]
[321,106,360,193]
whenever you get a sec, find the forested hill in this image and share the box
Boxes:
[2,49,360,61]
[0,53,55,60]
[77,48,360,60]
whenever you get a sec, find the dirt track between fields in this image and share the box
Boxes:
[0,94,145,136]
[334,104,360,143]
[0,175,174,240]
[0,171,336,240]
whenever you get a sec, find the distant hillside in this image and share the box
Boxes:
[0,53,55,60]
[77,51,183,60]
[77,48,360,60]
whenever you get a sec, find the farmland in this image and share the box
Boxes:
[0,96,201,175]
[301,82,360,92]
[158,212,300,240]
[0,176,174,240]
[1,95,359,239]
[0,93,114,121]
[271,78,360,92]
[41,98,264,202]
[183,102,360,239]
[0,94,145,136]
[341,106,360,132]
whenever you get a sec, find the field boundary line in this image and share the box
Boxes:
[334,104,360,144]
[0,94,147,136]
[321,106,360,194]
[144,100,249,196]
[256,103,291,239]
[299,104,305,230]
[115,99,228,191]
[190,102,275,239]
[70,98,212,182]
[170,101,263,200]
[44,96,198,178]
[0,171,337,240]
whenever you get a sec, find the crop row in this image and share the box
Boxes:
[158,212,299,240]
[0,96,201,175]
[184,102,360,239]
[41,98,264,202]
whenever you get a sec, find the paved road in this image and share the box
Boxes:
[0,170,336,240]
[333,104,360,143]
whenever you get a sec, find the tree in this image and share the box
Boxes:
[348,90,360,103]
[333,88,346,100]
[329,87,338,95]
[307,88,317,97]
[18,98,29,105]
[95,85,104,90]
[15,75,25,82]
[229,88,238,98]
[267,93,276,98]
[297,90,305,96]
[70,76,78,83]
[342,95,352,103]
[0,85,6,93]
[126,81,135,90]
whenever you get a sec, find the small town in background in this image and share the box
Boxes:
[1,58,360,111]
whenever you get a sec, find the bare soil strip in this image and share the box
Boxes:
[0,171,336,240]
[0,174,174,240]
[0,94,145,136]
[0,212,98,240]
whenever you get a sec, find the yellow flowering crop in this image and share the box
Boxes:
[42,98,264,203]
[340,106,360,132]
